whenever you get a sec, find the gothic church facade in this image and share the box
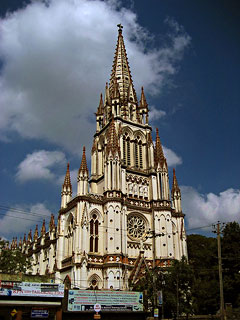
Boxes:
[20,26,187,290]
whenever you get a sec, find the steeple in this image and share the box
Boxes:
[77,146,89,196]
[109,25,137,104]
[61,163,72,208]
[106,116,120,157]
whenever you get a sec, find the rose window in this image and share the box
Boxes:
[127,215,146,239]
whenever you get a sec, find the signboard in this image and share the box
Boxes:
[31,308,49,318]
[68,290,143,312]
[94,303,101,312]
[0,282,64,298]
[154,308,159,318]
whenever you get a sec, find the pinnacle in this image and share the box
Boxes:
[63,163,72,187]
[49,214,55,231]
[96,93,104,115]
[34,225,38,240]
[79,146,89,175]
[139,86,148,109]
[172,168,180,193]
[106,116,120,156]
[41,219,46,235]
[154,128,166,167]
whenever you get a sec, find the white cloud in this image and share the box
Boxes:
[0,0,190,152]
[0,203,52,239]
[181,186,240,230]
[16,150,66,182]
[149,106,166,122]
[163,146,182,167]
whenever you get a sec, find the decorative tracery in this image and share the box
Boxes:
[127,214,146,240]
[90,214,99,252]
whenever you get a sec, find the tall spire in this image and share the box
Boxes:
[154,128,166,167]
[79,146,88,175]
[63,163,72,192]
[106,116,120,157]
[109,25,137,103]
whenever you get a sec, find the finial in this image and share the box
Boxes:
[117,24,123,33]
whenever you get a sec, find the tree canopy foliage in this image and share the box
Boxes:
[0,238,31,274]
[132,221,240,317]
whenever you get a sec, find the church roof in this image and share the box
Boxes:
[109,24,137,103]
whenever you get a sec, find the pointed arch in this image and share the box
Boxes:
[89,209,102,253]
[88,274,103,290]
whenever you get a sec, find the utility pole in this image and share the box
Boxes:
[213,221,225,320]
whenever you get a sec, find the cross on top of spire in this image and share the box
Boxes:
[117,24,123,33]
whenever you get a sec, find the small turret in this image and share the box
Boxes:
[61,163,72,208]
[34,225,39,241]
[77,146,89,195]
[172,168,182,213]
[154,128,167,169]
[41,220,46,236]
[104,117,121,191]
[27,229,32,245]
[106,116,120,158]
[96,93,104,131]
[154,128,170,200]
[139,87,149,124]
[49,214,55,231]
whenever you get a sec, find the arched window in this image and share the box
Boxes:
[90,214,99,253]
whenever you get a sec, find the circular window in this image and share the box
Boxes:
[127,214,146,240]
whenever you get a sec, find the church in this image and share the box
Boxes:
[19,25,187,290]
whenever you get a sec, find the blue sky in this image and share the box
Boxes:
[0,0,239,240]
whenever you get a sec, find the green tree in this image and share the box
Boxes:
[0,239,31,274]
[187,234,219,315]
[222,222,240,308]
[163,256,193,319]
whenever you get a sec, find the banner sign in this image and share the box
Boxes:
[68,290,143,312]
[0,282,64,298]
[31,308,49,318]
